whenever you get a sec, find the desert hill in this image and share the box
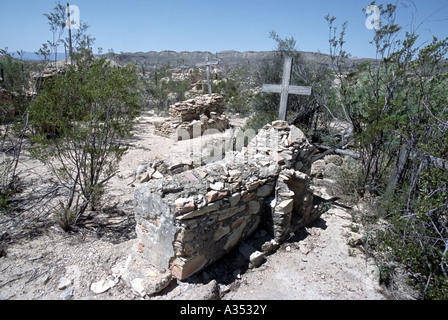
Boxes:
[104,50,376,71]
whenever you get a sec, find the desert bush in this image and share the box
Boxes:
[328,2,448,299]
[0,50,31,212]
[29,56,142,230]
[214,78,253,116]
[378,162,448,299]
[143,66,190,113]
[212,66,254,116]
[334,157,364,199]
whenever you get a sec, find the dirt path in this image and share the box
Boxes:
[0,111,390,300]
[223,206,385,300]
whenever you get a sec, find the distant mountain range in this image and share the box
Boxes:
[105,50,376,71]
[10,50,376,70]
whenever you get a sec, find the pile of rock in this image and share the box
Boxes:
[170,93,226,122]
[133,120,328,282]
[154,93,230,139]
[133,158,196,184]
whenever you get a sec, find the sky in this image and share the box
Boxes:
[1,0,448,59]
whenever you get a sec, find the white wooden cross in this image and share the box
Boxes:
[196,55,219,95]
[262,57,312,121]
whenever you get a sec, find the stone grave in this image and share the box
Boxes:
[134,120,329,281]
[154,93,230,140]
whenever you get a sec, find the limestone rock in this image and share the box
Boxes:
[278,199,294,213]
[136,164,147,175]
[299,243,310,255]
[60,288,73,300]
[288,125,306,145]
[224,220,247,251]
[180,280,220,300]
[58,277,72,290]
[140,173,151,183]
[261,239,279,254]
[214,225,231,241]
[90,278,117,294]
[272,120,289,130]
[175,197,196,214]
[152,171,164,179]
[171,255,208,281]
[210,181,225,191]
[311,159,326,178]
[239,243,265,267]
[206,190,228,202]
[126,256,172,297]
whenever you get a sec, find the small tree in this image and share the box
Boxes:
[43,2,66,64]
[213,66,254,116]
[143,65,191,113]
[327,2,448,299]
[41,1,95,66]
[30,56,142,230]
[0,49,31,211]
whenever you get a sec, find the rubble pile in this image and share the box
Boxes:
[154,93,230,139]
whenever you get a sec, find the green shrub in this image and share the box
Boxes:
[335,157,364,198]
[29,57,142,229]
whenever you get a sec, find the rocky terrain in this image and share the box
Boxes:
[0,108,418,301]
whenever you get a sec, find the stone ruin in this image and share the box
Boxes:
[154,93,230,139]
[132,120,329,283]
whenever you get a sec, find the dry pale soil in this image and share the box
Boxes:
[0,110,413,301]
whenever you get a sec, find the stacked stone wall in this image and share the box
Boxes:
[134,121,323,280]
[154,93,230,139]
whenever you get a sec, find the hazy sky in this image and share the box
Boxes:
[1,0,448,58]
